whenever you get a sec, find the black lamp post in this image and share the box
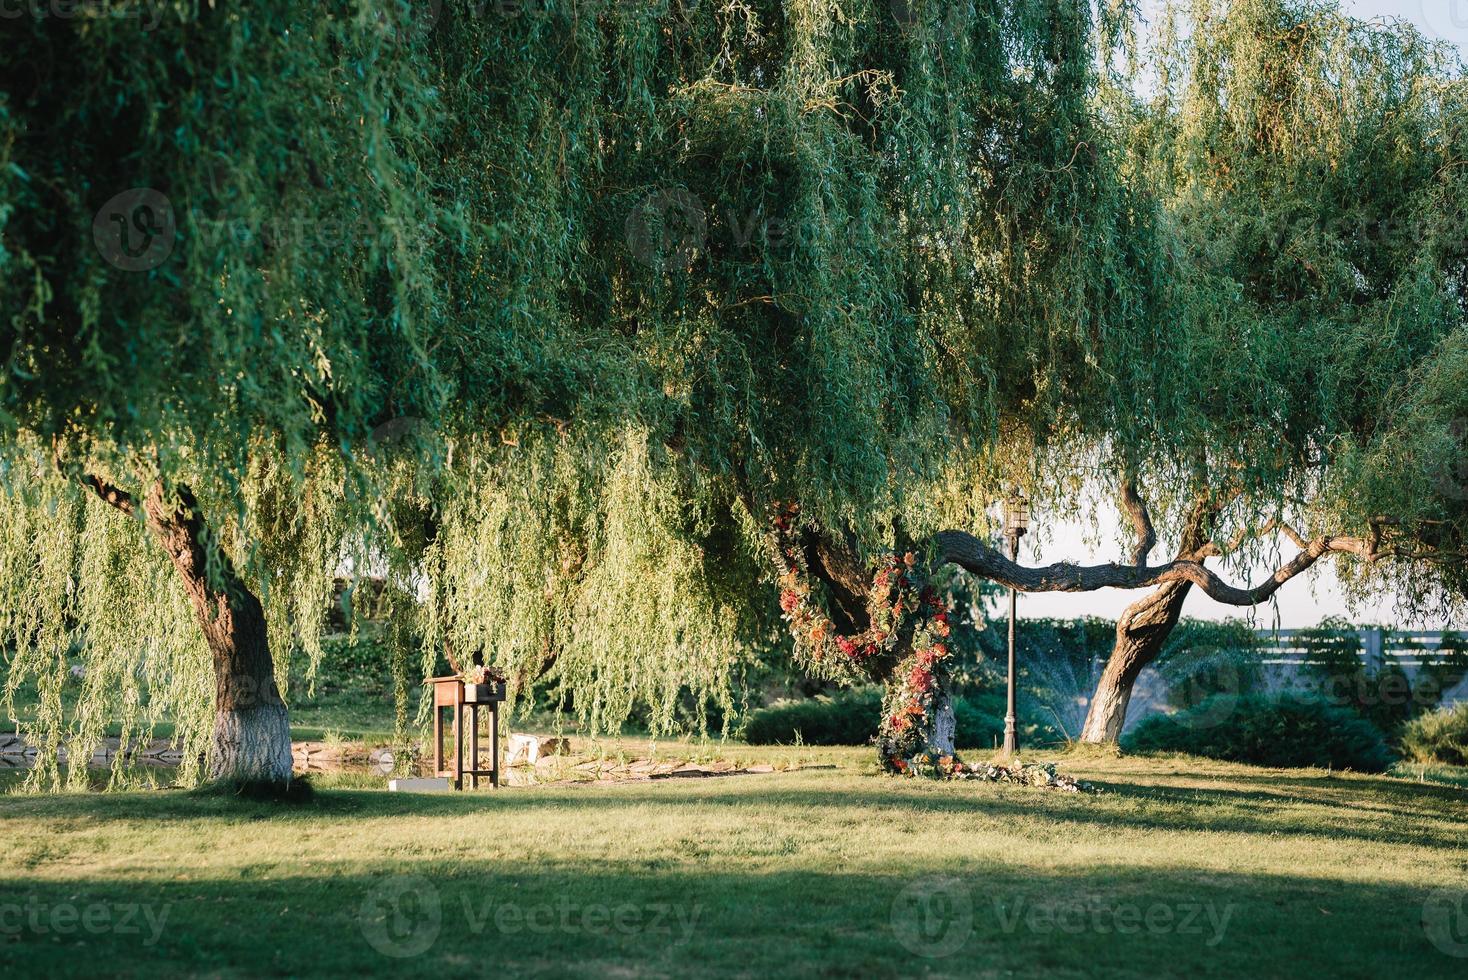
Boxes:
[1003,489,1029,756]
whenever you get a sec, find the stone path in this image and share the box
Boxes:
[0,732,829,785]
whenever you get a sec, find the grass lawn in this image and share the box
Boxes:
[2,751,1467,978]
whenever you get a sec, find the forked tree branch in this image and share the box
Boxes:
[934,527,1392,607]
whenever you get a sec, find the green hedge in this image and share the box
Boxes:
[741,688,1060,749]
[1122,693,1393,772]
[1399,703,1468,766]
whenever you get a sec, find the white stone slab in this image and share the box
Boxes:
[388,777,453,793]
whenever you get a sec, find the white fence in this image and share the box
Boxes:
[1254,628,1463,669]
[1253,628,1468,706]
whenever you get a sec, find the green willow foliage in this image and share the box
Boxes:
[396,0,1174,736]
[0,2,586,785]
[6,1,1468,781]
[1124,1,1468,602]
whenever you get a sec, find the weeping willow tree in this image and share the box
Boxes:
[384,0,1184,773]
[9,0,1463,787]
[1052,0,1468,742]
[0,2,604,787]
[423,0,1468,771]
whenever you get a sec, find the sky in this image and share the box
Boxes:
[1020,0,1468,632]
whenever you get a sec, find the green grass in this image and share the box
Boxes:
[2,751,1467,977]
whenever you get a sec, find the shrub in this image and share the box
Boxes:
[741,688,1063,748]
[742,689,882,745]
[1399,703,1468,766]
[1122,693,1393,772]
[316,631,394,678]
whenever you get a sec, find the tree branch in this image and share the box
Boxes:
[935,527,1391,607]
[1119,474,1155,566]
[81,474,136,517]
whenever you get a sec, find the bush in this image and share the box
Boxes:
[1399,703,1468,766]
[1122,694,1393,772]
[742,689,882,745]
[741,688,1063,748]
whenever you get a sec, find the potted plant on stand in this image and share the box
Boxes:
[462,664,507,704]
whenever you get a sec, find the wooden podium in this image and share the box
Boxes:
[429,676,505,789]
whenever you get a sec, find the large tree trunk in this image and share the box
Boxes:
[877,666,957,773]
[89,478,293,784]
[1079,580,1191,743]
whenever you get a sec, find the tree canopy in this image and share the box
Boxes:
[4,1,1468,782]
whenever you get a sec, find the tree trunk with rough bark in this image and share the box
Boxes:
[88,478,293,784]
[1078,580,1191,743]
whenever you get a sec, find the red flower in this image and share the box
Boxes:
[779,591,800,613]
[908,666,932,691]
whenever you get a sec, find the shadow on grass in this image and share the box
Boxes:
[0,860,1463,978]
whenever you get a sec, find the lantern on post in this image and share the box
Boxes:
[1002,488,1029,756]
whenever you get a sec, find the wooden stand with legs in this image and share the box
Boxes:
[429,676,503,789]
